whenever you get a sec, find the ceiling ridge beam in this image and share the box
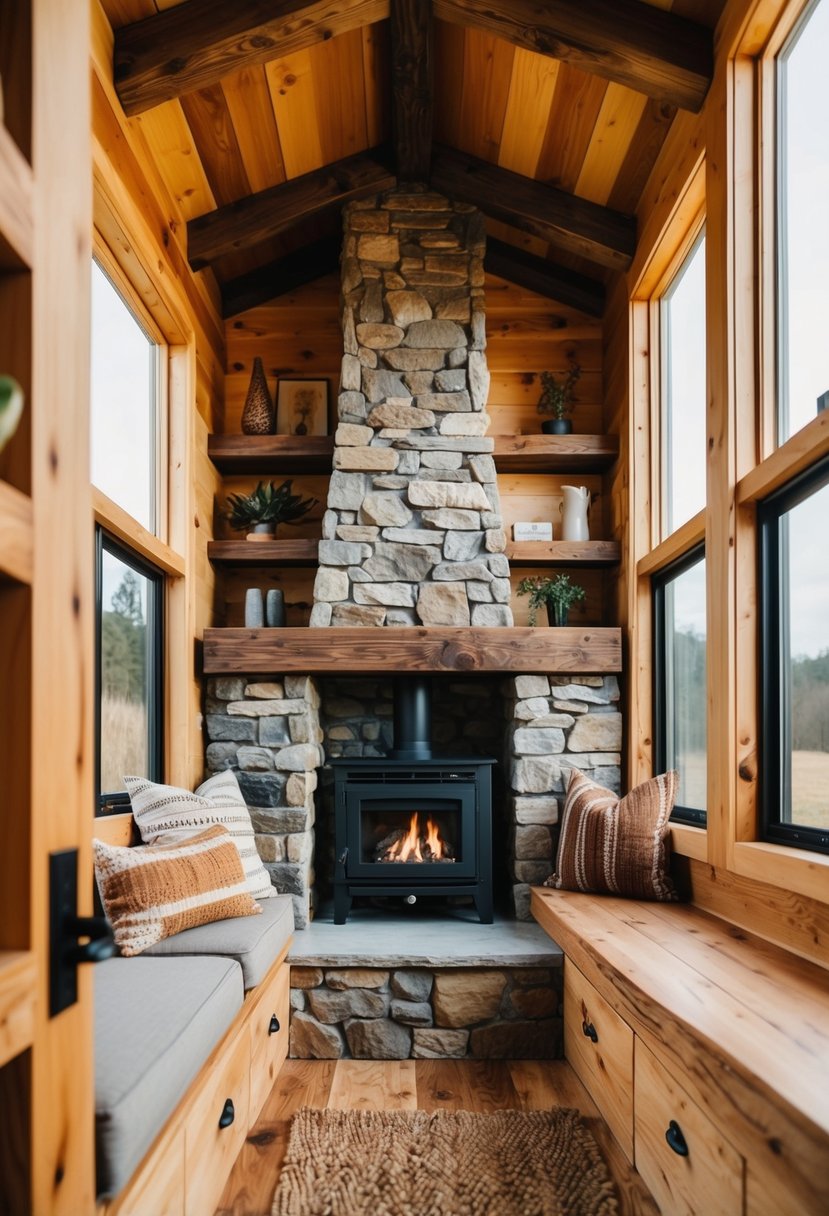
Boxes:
[390,0,434,183]
[114,0,391,116]
[486,238,605,318]
[222,235,342,317]
[434,0,713,112]
[431,144,635,272]
[187,146,396,271]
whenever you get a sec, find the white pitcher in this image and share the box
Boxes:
[559,485,591,541]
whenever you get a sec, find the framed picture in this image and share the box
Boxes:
[276,378,328,436]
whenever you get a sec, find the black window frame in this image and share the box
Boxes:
[758,455,829,855]
[652,542,707,826]
[94,527,164,814]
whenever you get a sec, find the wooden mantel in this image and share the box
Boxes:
[202,626,622,675]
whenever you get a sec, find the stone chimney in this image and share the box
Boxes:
[311,188,513,628]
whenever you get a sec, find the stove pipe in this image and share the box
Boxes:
[392,676,432,760]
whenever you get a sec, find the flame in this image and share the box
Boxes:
[383,813,451,862]
[425,816,447,860]
[388,813,423,862]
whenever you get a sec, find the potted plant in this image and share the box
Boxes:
[536,361,581,434]
[225,479,316,540]
[517,574,587,626]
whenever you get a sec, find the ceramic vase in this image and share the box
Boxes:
[241,357,275,435]
[244,588,264,628]
[265,589,285,627]
[559,485,591,541]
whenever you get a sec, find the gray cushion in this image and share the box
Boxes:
[142,892,294,988]
[95,955,243,1199]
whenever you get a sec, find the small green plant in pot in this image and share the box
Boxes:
[537,362,581,435]
[517,574,587,626]
[225,479,316,540]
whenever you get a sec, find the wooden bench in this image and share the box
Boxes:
[531,888,829,1216]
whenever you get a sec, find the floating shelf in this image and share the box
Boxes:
[507,540,621,567]
[203,625,622,675]
[494,434,618,472]
[0,951,37,1068]
[0,480,34,585]
[208,538,319,567]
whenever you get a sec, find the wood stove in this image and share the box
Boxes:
[331,677,494,924]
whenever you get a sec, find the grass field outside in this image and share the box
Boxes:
[100,695,146,794]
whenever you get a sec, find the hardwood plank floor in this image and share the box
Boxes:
[216,1059,658,1216]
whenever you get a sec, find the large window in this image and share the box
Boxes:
[776,0,829,443]
[659,229,707,536]
[653,546,707,825]
[759,458,829,853]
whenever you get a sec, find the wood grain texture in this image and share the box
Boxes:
[0,123,33,269]
[221,236,341,317]
[486,238,605,317]
[114,0,390,115]
[506,540,621,567]
[498,48,560,179]
[208,434,335,473]
[434,0,713,111]
[203,625,623,674]
[0,952,36,1069]
[390,0,433,182]
[208,539,319,567]
[493,434,618,472]
[0,480,33,585]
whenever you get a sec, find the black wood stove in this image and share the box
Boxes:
[331,676,494,924]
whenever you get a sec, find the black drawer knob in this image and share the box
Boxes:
[268,1014,280,1035]
[218,1098,235,1130]
[665,1119,689,1157]
[582,1019,598,1043]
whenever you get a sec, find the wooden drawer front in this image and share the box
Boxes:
[110,1128,185,1216]
[249,960,291,1117]
[184,1027,250,1216]
[564,961,634,1160]
[634,1039,744,1216]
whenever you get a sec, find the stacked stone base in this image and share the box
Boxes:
[289,965,562,1060]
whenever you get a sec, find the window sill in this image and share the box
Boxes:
[93,487,185,577]
[731,840,829,906]
[670,822,708,861]
[637,509,705,578]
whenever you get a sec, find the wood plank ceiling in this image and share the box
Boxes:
[102,0,724,317]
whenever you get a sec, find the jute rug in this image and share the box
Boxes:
[271,1107,618,1216]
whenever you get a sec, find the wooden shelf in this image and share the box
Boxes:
[507,540,621,567]
[208,538,319,567]
[0,479,34,584]
[493,434,618,472]
[203,625,622,675]
[0,951,37,1068]
[208,434,334,475]
[0,123,34,269]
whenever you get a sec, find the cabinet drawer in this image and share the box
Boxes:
[111,1128,185,1216]
[184,1026,250,1216]
[634,1038,744,1216]
[249,960,291,1118]
[564,961,634,1160]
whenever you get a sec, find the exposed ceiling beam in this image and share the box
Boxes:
[390,0,434,182]
[434,0,713,113]
[187,147,395,271]
[486,238,605,318]
[222,236,341,317]
[431,145,635,273]
[114,0,390,116]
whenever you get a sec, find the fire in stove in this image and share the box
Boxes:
[373,813,456,864]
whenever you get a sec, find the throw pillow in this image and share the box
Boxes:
[123,769,274,900]
[93,824,261,957]
[546,768,679,901]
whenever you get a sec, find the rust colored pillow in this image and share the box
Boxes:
[546,768,679,901]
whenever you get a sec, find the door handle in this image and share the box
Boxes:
[50,849,116,1016]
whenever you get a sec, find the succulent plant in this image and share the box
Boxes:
[225,480,316,532]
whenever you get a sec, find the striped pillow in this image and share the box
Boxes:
[124,770,274,900]
[93,825,261,957]
[546,768,679,901]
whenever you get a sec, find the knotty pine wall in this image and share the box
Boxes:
[219,267,608,627]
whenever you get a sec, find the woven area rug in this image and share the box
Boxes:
[271,1107,618,1216]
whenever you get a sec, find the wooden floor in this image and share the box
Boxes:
[215,1059,658,1216]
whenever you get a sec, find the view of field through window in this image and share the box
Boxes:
[100,550,150,795]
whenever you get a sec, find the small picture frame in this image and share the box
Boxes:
[276,379,328,436]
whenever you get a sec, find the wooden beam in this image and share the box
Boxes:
[221,235,341,316]
[187,148,395,270]
[203,626,623,674]
[434,0,713,113]
[390,0,434,182]
[487,237,605,317]
[114,0,390,116]
[431,145,635,272]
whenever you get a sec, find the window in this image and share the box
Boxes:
[759,458,829,853]
[90,259,162,533]
[776,0,829,443]
[659,229,707,536]
[653,546,707,825]
[95,533,163,809]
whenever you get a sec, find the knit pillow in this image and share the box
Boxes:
[123,770,274,901]
[546,768,679,901]
[93,825,261,957]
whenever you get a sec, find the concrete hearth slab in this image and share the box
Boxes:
[289,907,562,969]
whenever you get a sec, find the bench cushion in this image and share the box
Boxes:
[142,892,294,988]
[95,954,244,1198]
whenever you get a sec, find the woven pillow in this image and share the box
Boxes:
[124,770,274,900]
[546,768,679,901]
[93,825,261,957]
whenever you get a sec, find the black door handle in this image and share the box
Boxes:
[582,1019,598,1043]
[268,1014,280,1035]
[219,1098,235,1129]
[665,1120,689,1157]
[50,849,116,1016]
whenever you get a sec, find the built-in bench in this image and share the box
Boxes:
[531,888,829,1216]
